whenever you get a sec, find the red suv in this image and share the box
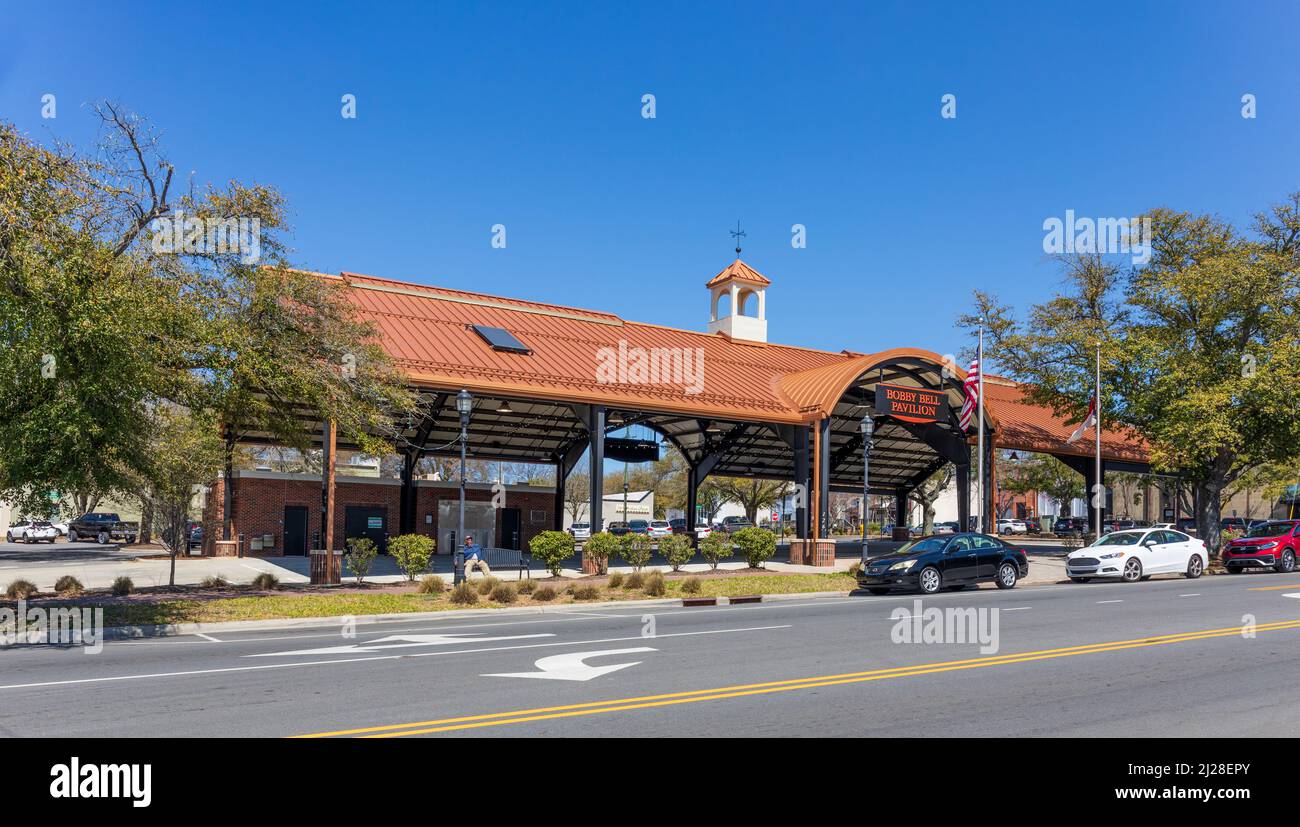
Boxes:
[1222,520,1300,573]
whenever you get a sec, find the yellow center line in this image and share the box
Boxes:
[1246,583,1300,591]
[295,618,1300,738]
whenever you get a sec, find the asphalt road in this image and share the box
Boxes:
[3,571,1299,738]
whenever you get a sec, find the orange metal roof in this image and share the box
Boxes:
[329,267,1147,462]
[705,259,772,289]
[982,376,1148,462]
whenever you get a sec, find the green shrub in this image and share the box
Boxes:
[418,575,446,594]
[698,532,733,571]
[529,531,576,577]
[111,576,134,596]
[532,585,558,601]
[516,579,538,595]
[734,527,776,568]
[618,533,653,571]
[200,575,228,589]
[659,534,693,571]
[623,571,645,590]
[681,577,702,594]
[5,578,38,599]
[476,576,503,596]
[571,584,600,601]
[54,575,84,596]
[344,536,378,584]
[490,583,518,604]
[388,534,436,581]
[644,571,666,597]
[449,581,479,605]
[250,572,279,591]
[607,572,625,589]
[582,531,619,575]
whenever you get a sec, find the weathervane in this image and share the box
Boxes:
[730,220,746,256]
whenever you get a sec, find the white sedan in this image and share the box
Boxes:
[647,520,673,538]
[6,520,60,544]
[997,518,1028,534]
[1066,528,1207,582]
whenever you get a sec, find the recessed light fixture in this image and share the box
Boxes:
[496,400,514,414]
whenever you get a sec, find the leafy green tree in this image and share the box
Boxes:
[733,526,776,568]
[658,533,693,571]
[618,532,653,571]
[962,194,1300,551]
[388,534,435,581]
[528,530,575,577]
[344,536,379,584]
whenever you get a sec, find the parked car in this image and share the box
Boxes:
[7,520,59,544]
[1023,518,1042,535]
[628,519,650,535]
[188,524,205,550]
[1052,517,1088,537]
[647,520,672,538]
[1220,517,1250,532]
[1222,520,1300,573]
[607,521,631,537]
[1065,528,1207,582]
[567,522,592,541]
[856,532,1029,595]
[67,513,138,545]
[933,521,959,534]
[997,518,1028,534]
[1175,517,1199,534]
[720,516,753,533]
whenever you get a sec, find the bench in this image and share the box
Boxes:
[472,546,531,580]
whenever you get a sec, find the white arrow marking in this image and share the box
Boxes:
[247,633,553,657]
[484,647,657,681]
[1282,593,1300,600]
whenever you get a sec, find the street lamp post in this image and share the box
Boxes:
[860,415,874,562]
[454,389,473,586]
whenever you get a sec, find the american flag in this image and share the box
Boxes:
[958,358,980,431]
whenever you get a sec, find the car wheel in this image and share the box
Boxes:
[1185,554,1204,579]
[867,588,889,596]
[4,532,11,543]
[1276,550,1295,573]
[97,531,109,545]
[918,566,942,594]
[1122,557,1143,582]
[996,562,1018,589]
[69,530,78,543]
[1070,577,1090,583]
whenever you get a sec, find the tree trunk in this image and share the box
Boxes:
[139,495,153,545]
[1196,480,1224,557]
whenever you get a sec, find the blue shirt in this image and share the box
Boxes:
[464,542,483,560]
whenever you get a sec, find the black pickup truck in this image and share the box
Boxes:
[67,513,138,545]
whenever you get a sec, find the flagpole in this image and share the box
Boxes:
[1094,341,1102,537]
[977,320,985,534]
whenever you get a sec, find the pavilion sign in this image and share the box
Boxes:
[874,383,946,424]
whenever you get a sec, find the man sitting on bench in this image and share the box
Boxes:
[463,534,491,577]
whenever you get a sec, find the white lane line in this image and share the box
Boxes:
[1096,600,1123,604]
[1179,594,1200,598]
[195,633,222,643]
[1003,607,1032,612]
[1283,593,1300,600]
[0,624,791,691]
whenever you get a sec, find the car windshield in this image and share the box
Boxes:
[1093,531,1145,546]
[896,536,949,555]
[1245,522,1294,538]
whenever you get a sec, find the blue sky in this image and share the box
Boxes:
[3,0,1298,365]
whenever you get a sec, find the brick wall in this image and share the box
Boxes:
[203,472,556,556]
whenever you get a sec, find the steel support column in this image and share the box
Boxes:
[587,406,605,533]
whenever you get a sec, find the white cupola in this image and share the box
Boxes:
[706,259,770,343]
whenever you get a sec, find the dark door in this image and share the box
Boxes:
[345,506,388,554]
[500,508,521,550]
[284,506,309,556]
[971,534,1004,578]
[942,535,978,581]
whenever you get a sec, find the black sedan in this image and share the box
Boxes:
[856,532,1029,595]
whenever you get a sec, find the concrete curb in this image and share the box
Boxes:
[100,590,867,640]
